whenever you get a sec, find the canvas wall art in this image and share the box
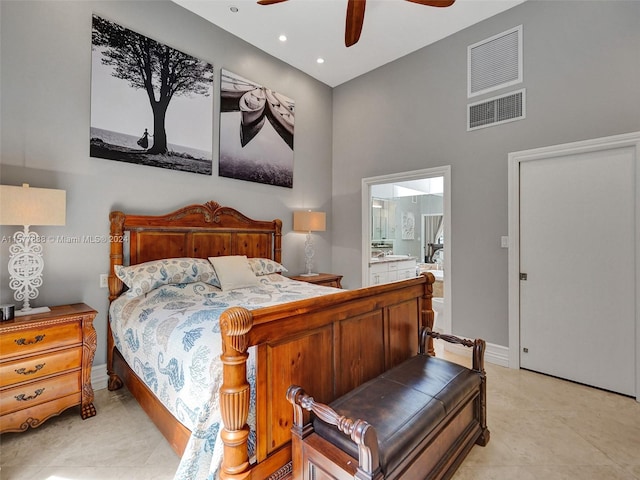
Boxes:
[90,15,214,175]
[402,212,415,240]
[219,69,295,188]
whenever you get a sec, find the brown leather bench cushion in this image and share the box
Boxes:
[313,355,481,474]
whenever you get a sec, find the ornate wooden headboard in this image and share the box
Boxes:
[108,200,282,300]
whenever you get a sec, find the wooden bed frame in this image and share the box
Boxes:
[107,200,435,480]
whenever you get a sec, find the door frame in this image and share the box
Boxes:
[362,166,451,334]
[508,131,640,400]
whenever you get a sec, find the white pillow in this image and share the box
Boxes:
[209,255,260,291]
[247,257,288,276]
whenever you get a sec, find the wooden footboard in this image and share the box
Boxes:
[218,273,435,479]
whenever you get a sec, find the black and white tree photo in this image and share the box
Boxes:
[90,15,214,174]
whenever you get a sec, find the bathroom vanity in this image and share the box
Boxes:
[369,256,417,285]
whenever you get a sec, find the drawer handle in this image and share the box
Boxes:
[15,364,46,376]
[15,388,45,402]
[14,335,46,346]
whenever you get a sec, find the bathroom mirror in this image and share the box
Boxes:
[371,198,389,239]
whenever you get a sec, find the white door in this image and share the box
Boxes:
[519,146,636,396]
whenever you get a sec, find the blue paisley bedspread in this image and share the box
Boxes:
[109,274,341,480]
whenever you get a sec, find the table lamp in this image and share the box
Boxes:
[0,184,66,316]
[293,210,326,277]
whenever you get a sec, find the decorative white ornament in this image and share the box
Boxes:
[8,226,48,314]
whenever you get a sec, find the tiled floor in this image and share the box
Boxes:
[0,388,180,480]
[449,350,640,480]
[1,345,639,480]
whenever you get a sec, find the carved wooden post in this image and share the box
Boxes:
[288,385,383,480]
[108,211,125,302]
[421,272,436,356]
[219,307,253,480]
[107,211,125,391]
[81,312,98,418]
[473,338,491,446]
[287,386,314,480]
[273,219,283,264]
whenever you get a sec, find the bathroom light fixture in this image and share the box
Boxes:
[293,210,326,276]
[0,183,66,315]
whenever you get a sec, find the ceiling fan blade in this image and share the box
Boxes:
[257,0,289,5]
[345,0,366,47]
[405,0,455,7]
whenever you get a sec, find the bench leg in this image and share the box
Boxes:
[476,369,490,447]
[476,428,491,447]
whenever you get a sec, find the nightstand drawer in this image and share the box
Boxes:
[1,321,83,358]
[0,371,81,415]
[0,347,83,387]
[0,393,81,433]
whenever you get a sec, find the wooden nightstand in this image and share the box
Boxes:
[289,273,343,289]
[0,303,98,433]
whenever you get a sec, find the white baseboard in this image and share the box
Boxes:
[92,363,109,391]
[442,340,509,368]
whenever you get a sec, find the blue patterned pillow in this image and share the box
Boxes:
[247,258,288,276]
[115,258,220,296]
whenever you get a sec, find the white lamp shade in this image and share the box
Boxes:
[0,184,66,226]
[293,210,326,232]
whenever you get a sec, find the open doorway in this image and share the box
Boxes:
[361,166,451,334]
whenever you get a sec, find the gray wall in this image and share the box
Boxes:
[2,0,639,362]
[331,1,640,345]
[0,1,333,365]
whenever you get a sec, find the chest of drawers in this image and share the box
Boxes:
[0,303,98,432]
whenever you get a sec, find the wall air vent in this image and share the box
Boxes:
[468,89,525,131]
[468,25,522,98]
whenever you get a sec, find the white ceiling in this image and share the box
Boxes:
[173,0,526,87]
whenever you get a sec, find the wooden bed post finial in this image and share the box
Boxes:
[219,307,253,480]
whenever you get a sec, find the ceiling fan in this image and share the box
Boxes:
[257,0,456,47]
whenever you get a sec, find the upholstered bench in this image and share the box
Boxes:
[287,329,490,480]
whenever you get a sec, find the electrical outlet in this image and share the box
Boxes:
[99,274,109,288]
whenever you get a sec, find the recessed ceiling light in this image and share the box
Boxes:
[316,58,325,64]
[229,6,239,13]
[279,34,287,42]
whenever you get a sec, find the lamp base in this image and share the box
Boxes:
[15,306,51,317]
[298,273,320,277]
